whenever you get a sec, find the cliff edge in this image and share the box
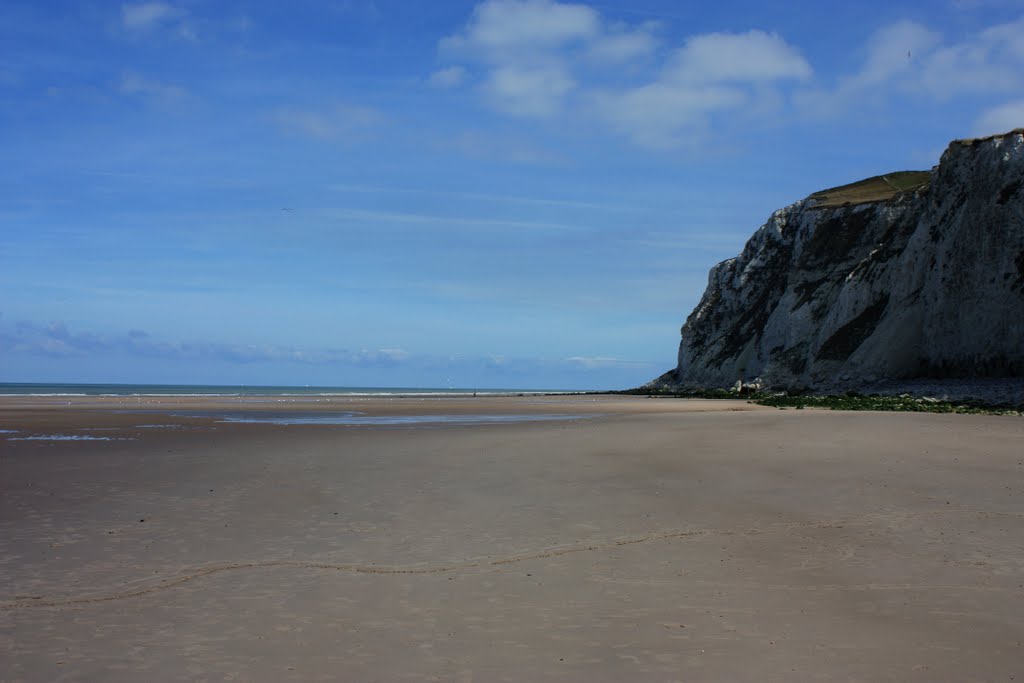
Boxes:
[651,129,1024,397]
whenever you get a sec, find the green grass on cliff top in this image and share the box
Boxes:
[809,170,931,208]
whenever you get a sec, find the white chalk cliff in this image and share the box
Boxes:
[653,129,1024,394]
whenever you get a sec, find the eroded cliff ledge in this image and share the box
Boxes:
[651,129,1024,395]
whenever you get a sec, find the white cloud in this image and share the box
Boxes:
[444,0,599,54]
[428,66,468,89]
[592,82,745,148]
[664,30,812,84]
[586,24,658,63]
[483,64,574,116]
[439,1,810,146]
[443,129,566,164]
[121,2,183,30]
[119,71,187,100]
[275,103,384,140]
[974,99,1024,135]
[592,30,809,148]
[441,0,600,117]
[121,2,198,40]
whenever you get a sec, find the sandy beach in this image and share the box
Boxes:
[1,394,1022,681]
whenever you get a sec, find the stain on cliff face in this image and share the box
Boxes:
[799,208,875,269]
[816,296,890,361]
[997,179,1020,205]
[710,243,793,368]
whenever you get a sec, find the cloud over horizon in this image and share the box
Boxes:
[0,319,660,387]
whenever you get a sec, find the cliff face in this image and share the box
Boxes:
[659,129,1024,393]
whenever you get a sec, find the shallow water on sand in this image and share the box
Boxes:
[176,411,596,426]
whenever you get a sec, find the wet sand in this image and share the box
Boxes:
[1,395,1022,681]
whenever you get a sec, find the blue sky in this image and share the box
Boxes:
[2,0,1023,389]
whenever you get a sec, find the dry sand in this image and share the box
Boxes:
[1,394,1022,681]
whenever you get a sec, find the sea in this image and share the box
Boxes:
[0,383,567,397]
[0,383,590,431]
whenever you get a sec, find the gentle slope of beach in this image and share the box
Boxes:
[2,395,1022,681]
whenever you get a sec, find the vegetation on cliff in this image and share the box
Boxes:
[809,171,931,207]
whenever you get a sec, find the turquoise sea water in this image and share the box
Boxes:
[0,383,564,397]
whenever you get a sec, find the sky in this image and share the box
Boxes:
[1,0,1023,390]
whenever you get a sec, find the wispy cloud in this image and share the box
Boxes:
[441,129,566,164]
[798,17,1024,117]
[323,206,586,232]
[585,22,660,63]
[0,320,659,381]
[328,183,633,211]
[428,66,468,89]
[950,0,1024,11]
[328,0,383,21]
[920,17,1024,97]
[119,71,187,101]
[483,64,575,116]
[1,320,412,367]
[120,2,195,39]
[121,2,182,30]
[274,103,384,140]
[974,99,1024,134]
